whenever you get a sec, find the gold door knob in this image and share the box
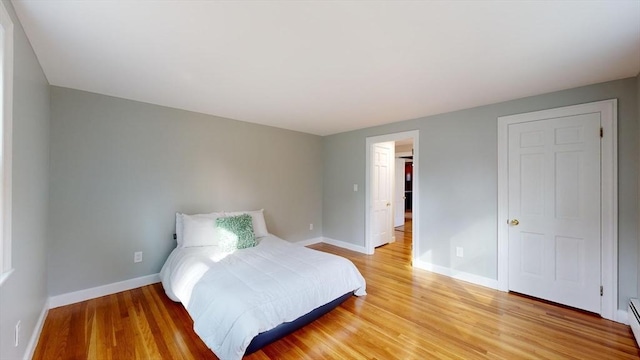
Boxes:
[510,219,520,226]
[386,202,391,206]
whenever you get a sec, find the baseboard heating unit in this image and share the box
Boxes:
[629,298,640,345]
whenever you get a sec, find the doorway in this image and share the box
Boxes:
[394,140,413,239]
[365,130,419,261]
[497,99,617,320]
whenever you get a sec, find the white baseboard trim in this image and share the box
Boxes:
[295,237,323,247]
[49,273,160,309]
[321,237,368,254]
[413,259,499,290]
[24,298,49,360]
[412,260,633,324]
[616,309,630,325]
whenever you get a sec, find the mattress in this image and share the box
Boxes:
[160,234,366,360]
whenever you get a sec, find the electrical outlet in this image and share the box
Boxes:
[309,223,313,231]
[456,247,464,258]
[134,251,143,263]
[14,320,20,347]
[353,184,358,192]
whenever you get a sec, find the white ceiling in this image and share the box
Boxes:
[12,1,640,136]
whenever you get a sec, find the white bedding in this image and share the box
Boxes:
[160,234,366,360]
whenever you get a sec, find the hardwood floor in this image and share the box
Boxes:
[34,224,639,359]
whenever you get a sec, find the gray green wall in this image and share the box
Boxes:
[48,87,323,296]
[323,77,639,310]
[0,1,50,359]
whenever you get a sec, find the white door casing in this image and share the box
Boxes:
[507,114,601,313]
[371,142,393,248]
[365,130,419,257]
[394,157,406,227]
[498,99,617,321]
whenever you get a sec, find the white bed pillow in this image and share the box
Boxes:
[176,212,223,247]
[223,209,269,238]
[181,213,223,247]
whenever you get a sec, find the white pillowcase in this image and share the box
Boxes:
[223,209,269,238]
[176,212,223,247]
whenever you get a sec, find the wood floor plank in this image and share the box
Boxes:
[34,222,639,359]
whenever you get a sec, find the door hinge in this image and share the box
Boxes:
[600,127,603,138]
[600,285,603,296]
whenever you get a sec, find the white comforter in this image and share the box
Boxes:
[160,235,366,360]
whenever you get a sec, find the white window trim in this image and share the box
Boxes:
[0,0,14,287]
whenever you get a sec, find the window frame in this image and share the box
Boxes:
[0,0,14,286]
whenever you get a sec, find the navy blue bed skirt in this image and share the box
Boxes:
[244,291,354,354]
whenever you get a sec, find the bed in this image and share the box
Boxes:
[160,211,367,360]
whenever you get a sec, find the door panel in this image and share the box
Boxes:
[372,142,393,248]
[508,113,601,313]
[520,232,544,277]
[520,153,544,216]
[555,236,583,283]
[555,151,581,219]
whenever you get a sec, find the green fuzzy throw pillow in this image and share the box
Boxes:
[216,214,257,251]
